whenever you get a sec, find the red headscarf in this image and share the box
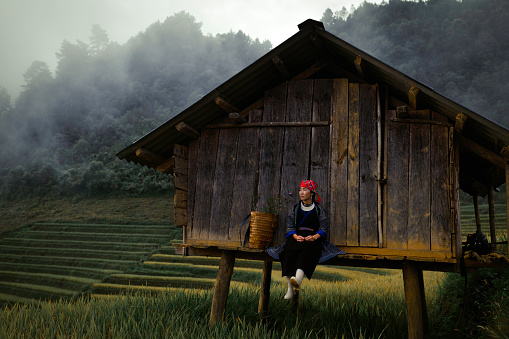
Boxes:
[300,180,321,204]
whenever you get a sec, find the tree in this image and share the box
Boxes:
[0,86,11,116]
[55,39,90,80]
[89,24,110,56]
[21,61,53,91]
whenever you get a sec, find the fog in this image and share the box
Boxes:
[0,0,380,100]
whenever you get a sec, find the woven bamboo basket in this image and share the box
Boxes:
[249,211,278,249]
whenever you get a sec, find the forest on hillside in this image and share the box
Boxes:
[0,0,507,200]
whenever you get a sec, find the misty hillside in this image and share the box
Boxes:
[0,0,508,200]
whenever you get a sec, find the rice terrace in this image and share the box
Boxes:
[0,197,507,338]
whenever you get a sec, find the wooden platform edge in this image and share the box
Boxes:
[173,243,462,271]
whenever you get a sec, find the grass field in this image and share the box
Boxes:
[0,196,507,338]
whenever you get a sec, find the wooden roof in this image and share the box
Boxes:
[117,19,509,196]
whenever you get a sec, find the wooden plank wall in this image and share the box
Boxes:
[186,79,333,247]
[385,110,452,252]
[258,82,287,245]
[184,78,453,253]
[329,80,379,247]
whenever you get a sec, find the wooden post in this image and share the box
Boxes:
[506,161,509,249]
[473,194,482,232]
[488,185,497,249]
[210,250,236,325]
[258,261,272,321]
[403,261,428,339]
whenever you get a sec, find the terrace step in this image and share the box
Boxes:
[0,262,121,279]
[0,281,77,300]
[90,282,205,295]
[31,223,174,235]
[0,246,150,261]
[0,270,100,291]
[103,274,215,289]
[0,238,160,250]
[0,253,141,270]
[15,231,169,242]
[0,292,38,307]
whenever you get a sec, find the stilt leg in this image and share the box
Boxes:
[258,260,272,321]
[403,261,428,339]
[210,250,235,325]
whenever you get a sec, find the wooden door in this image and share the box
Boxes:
[385,110,452,253]
[329,80,380,247]
[186,79,332,247]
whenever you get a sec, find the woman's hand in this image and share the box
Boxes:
[293,234,305,242]
[304,234,320,242]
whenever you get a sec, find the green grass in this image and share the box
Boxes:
[0,271,444,338]
[0,196,507,337]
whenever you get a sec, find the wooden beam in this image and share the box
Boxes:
[173,144,188,159]
[403,261,429,339]
[376,85,383,248]
[175,122,200,139]
[215,97,239,113]
[258,261,272,321]
[154,159,173,174]
[455,113,468,133]
[228,112,248,123]
[204,121,329,129]
[174,207,187,227]
[135,148,165,164]
[460,137,506,169]
[488,185,497,249]
[169,156,188,175]
[506,161,509,250]
[392,118,453,128]
[500,146,509,159]
[174,189,187,209]
[239,98,264,116]
[135,148,173,173]
[473,195,482,232]
[291,59,328,81]
[354,56,364,77]
[173,173,188,191]
[272,55,289,78]
[408,86,419,109]
[210,250,236,325]
[396,106,409,118]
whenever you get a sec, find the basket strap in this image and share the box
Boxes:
[239,214,251,247]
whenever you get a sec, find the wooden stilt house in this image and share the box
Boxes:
[117,20,509,338]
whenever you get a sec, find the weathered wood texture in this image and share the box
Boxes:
[210,250,235,325]
[191,129,219,241]
[173,145,189,227]
[386,110,452,253]
[403,261,429,339]
[506,161,509,248]
[258,82,287,245]
[311,79,333,212]
[329,78,349,246]
[430,112,451,251]
[258,261,272,320]
[187,79,333,247]
[185,78,453,256]
[329,80,378,247]
[359,84,378,247]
